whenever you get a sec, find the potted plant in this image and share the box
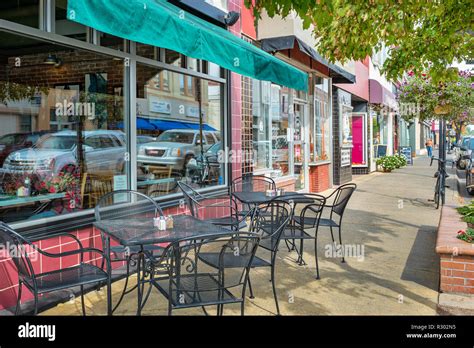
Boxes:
[376,155,398,172]
[457,201,474,228]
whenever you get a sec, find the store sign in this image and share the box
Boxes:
[186,106,200,118]
[341,148,351,167]
[149,97,171,114]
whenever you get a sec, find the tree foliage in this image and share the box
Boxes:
[396,70,473,138]
[246,0,473,82]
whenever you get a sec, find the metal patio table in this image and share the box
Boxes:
[232,191,313,231]
[93,214,232,315]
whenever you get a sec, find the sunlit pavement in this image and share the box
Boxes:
[44,155,441,315]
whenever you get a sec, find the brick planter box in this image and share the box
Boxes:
[436,204,474,295]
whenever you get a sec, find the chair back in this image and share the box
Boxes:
[0,222,35,281]
[162,231,260,307]
[284,193,326,228]
[254,199,291,252]
[331,183,357,217]
[231,174,276,193]
[94,190,163,222]
[177,181,204,217]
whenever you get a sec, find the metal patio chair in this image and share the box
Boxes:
[150,231,260,315]
[94,190,165,313]
[293,183,357,278]
[178,181,242,231]
[231,174,277,218]
[0,222,110,315]
[279,193,326,275]
[198,199,290,315]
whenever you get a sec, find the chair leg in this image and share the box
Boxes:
[80,285,86,316]
[15,281,22,316]
[241,300,245,316]
[33,293,39,316]
[270,264,280,315]
[338,226,345,263]
[112,257,132,313]
[247,275,255,299]
[314,233,320,280]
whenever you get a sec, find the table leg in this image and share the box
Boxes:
[105,236,112,316]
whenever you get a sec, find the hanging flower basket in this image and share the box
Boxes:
[434,104,452,115]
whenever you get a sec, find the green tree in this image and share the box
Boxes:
[246,0,473,82]
[397,70,473,140]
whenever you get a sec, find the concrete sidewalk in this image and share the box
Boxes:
[44,155,442,315]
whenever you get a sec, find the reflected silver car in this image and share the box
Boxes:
[1,130,126,177]
[137,129,219,173]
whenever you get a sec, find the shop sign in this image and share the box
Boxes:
[341,148,351,167]
[149,96,171,114]
[186,106,200,118]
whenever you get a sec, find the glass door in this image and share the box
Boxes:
[293,102,308,190]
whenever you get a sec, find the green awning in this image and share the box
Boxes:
[67,0,308,91]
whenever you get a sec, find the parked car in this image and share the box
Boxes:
[137,129,220,174]
[454,136,472,169]
[0,131,50,168]
[1,130,126,177]
[466,151,474,195]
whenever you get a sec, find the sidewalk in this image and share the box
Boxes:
[44,155,442,315]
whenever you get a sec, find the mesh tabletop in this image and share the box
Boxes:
[94,215,231,246]
[232,191,313,205]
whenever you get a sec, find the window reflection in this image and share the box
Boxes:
[0,32,125,223]
[136,64,224,197]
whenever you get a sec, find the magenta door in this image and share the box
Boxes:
[352,114,365,165]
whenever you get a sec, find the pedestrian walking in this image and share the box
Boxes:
[425,138,433,157]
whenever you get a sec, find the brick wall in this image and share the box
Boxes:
[436,204,474,295]
[440,255,474,294]
[309,163,330,192]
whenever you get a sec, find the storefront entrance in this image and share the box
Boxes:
[292,101,309,191]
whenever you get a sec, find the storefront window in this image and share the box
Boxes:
[252,80,271,171]
[312,76,331,162]
[56,0,87,41]
[0,32,125,223]
[271,84,290,176]
[0,0,40,28]
[136,63,224,197]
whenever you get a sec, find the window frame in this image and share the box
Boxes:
[0,17,229,234]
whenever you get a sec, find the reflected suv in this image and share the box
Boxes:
[1,130,126,177]
[0,131,50,167]
[137,129,219,174]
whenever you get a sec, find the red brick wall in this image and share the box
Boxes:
[440,254,474,295]
[309,163,330,192]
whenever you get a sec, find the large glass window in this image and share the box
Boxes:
[0,0,40,28]
[136,63,224,197]
[0,31,125,223]
[311,76,331,162]
[252,80,271,171]
[271,84,290,176]
[55,0,87,41]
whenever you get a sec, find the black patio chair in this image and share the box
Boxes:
[231,174,276,218]
[279,193,326,275]
[150,231,260,315]
[198,199,290,315]
[94,190,165,313]
[178,181,243,231]
[293,183,357,278]
[0,222,110,315]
